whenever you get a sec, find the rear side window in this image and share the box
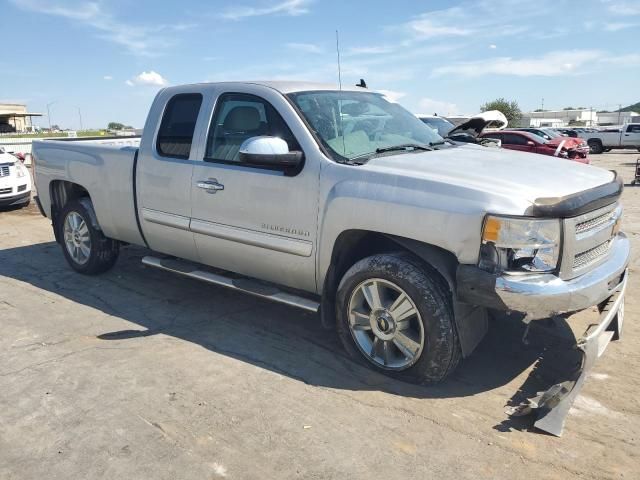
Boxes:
[156,93,203,159]
[627,125,640,133]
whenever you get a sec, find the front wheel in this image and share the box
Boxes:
[588,140,603,154]
[58,199,119,275]
[336,252,461,384]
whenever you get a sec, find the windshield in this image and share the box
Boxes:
[287,90,443,162]
[419,117,455,136]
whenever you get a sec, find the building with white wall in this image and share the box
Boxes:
[0,103,42,133]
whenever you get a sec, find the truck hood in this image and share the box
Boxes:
[0,152,16,165]
[364,143,613,207]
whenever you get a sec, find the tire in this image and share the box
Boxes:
[588,140,603,154]
[336,252,461,384]
[58,198,119,275]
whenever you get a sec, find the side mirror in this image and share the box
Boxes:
[238,136,303,169]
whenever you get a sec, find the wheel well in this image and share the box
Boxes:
[49,180,91,243]
[587,138,602,145]
[320,230,458,328]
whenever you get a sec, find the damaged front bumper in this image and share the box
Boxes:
[456,233,630,435]
[456,233,630,320]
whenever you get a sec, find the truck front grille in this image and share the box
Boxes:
[0,165,9,177]
[17,184,27,192]
[575,210,616,235]
[0,187,12,194]
[573,240,613,270]
[559,202,621,279]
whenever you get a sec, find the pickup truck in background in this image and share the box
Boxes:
[579,123,640,154]
[32,81,629,435]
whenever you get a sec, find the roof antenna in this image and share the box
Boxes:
[336,30,346,157]
[336,30,343,91]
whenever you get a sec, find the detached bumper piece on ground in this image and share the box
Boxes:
[509,270,627,436]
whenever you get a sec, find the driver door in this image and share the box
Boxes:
[190,89,319,292]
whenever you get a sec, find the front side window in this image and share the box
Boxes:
[502,133,528,145]
[205,93,300,163]
[287,90,443,162]
[156,93,203,159]
[627,124,640,133]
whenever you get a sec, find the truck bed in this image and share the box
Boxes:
[32,137,145,246]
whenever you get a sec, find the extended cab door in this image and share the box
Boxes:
[189,86,320,292]
[136,88,209,262]
[623,124,640,147]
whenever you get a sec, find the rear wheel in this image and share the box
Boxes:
[58,199,119,275]
[336,252,461,384]
[588,140,603,154]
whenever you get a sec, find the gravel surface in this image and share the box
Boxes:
[1,151,638,479]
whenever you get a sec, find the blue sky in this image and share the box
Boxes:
[2,0,639,129]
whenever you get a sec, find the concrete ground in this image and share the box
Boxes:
[1,151,639,479]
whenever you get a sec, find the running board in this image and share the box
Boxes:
[141,256,320,313]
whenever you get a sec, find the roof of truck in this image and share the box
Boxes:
[186,80,372,94]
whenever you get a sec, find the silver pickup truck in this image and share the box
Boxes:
[32,81,629,435]
[579,123,640,154]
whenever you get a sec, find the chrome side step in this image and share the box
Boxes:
[141,256,320,313]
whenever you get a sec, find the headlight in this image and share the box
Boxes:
[479,215,561,274]
[15,162,27,178]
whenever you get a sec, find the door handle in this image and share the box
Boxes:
[197,179,224,194]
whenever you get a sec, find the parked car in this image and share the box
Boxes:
[0,147,32,208]
[444,110,507,144]
[578,123,640,154]
[32,81,629,435]
[551,128,579,138]
[416,114,455,136]
[480,130,589,163]
[508,128,589,158]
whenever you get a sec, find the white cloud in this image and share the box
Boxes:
[376,90,406,103]
[103,75,113,80]
[285,42,324,54]
[417,98,459,116]
[344,45,396,56]
[604,21,640,31]
[9,0,183,56]
[126,71,168,87]
[220,0,312,20]
[432,50,604,77]
[489,44,497,49]
[605,0,640,15]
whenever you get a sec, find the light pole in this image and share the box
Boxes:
[77,107,83,131]
[46,101,56,130]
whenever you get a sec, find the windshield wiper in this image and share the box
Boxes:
[375,143,433,154]
[348,143,434,164]
[429,140,447,147]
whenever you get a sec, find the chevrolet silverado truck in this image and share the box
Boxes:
[579,123,640,154]
[32,82,629,435]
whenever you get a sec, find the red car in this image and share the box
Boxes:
[479,130,589,164]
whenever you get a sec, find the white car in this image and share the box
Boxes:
[0,148,32,208]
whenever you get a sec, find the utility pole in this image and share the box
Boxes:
[617,104,622,125]
[77,107,83,131]
[46,101,56,130]
[541,97,544,111]
[589,106,593,126]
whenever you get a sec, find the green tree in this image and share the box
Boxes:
[480,98,522,126]
[108,122,125,130]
